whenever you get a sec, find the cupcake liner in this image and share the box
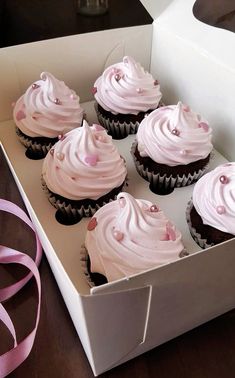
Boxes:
[16,127,54,158]
[131,140,208,192]
[42,176,127,224]
[94,102,139,139]
[80,244,95,288]
[186,200,212,249]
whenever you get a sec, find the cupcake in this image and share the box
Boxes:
[13,72,84,159]
[93,56,162,139]
[132,101,213,195]
[186,163,235,248]
[82,192,187,285]
[42,120,127,225]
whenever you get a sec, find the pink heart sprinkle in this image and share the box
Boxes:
[85,154,98,166]
[16,109,26,121]
[93,124,104,131]
[87,217,97,231]
[198,122,209,132]
[166,222,176,241]
[183,105,190,112]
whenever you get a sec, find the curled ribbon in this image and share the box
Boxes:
[0,199,42,377]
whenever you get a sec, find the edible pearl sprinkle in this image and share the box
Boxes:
[50,149,54,156]
[58,134,66,141]
[216,205,226,215]
[113,230,124,241]
[150,205,159,212]
[54,98,61,105]
[171,128,180,136]
[56,152,64,161]
[114,73,121,81]
[32,83,39,89]
[219,175,229,184]
[136,88,143,94]
[92,87,97,94]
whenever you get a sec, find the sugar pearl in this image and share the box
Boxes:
[56,152,64,161]
[216,205,226,215]
[171,128,180,136]
[54,98,61,105]
[150,204,159,212]
[114,73,121,81]
[219,175,229,184]
[32,83,39,89]
[50,148,54,156]
[113,230,124,241]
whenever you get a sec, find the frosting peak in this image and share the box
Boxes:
[137,102,213,166]
[94,56,162,115]
[85,192,185,282]
[13,71,84,138]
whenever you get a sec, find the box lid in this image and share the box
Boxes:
[139,0,173,19]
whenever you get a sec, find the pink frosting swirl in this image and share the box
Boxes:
[94,56,162,115]
[137,102,213,166]
[13,72,84,138]
[42,121,127,200]
[193,163,235,234]
[85,192,185,282]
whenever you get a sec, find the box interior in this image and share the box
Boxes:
[1,0,235,374]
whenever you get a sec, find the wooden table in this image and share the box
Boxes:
[1,1,235,377]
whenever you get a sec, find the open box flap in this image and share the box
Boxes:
[149,0,235,161]
[139,0,174,19]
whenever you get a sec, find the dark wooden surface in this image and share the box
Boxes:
[0,0,152,48]
[1,0,235,377]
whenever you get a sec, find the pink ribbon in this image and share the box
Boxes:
[0,199,42,377]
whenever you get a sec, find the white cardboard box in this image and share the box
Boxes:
[1,0,235,375]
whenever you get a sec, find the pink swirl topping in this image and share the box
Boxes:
[94,56,162,115]
[193,163,235,234]
[137,102,213,166]
[13,72,84,138]
[42,120,127,200]
[85,192,185,282]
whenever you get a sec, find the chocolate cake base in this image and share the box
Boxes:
[42,177,127,225]
[189,204,234,247]
[134,146,210,179]
[16,127,58,160]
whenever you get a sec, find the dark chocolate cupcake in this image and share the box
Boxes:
[13,72,83,159]
[132,102,213,195]
[186,163,235,248]
[93,56,162,139]
[42,120,127,225]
